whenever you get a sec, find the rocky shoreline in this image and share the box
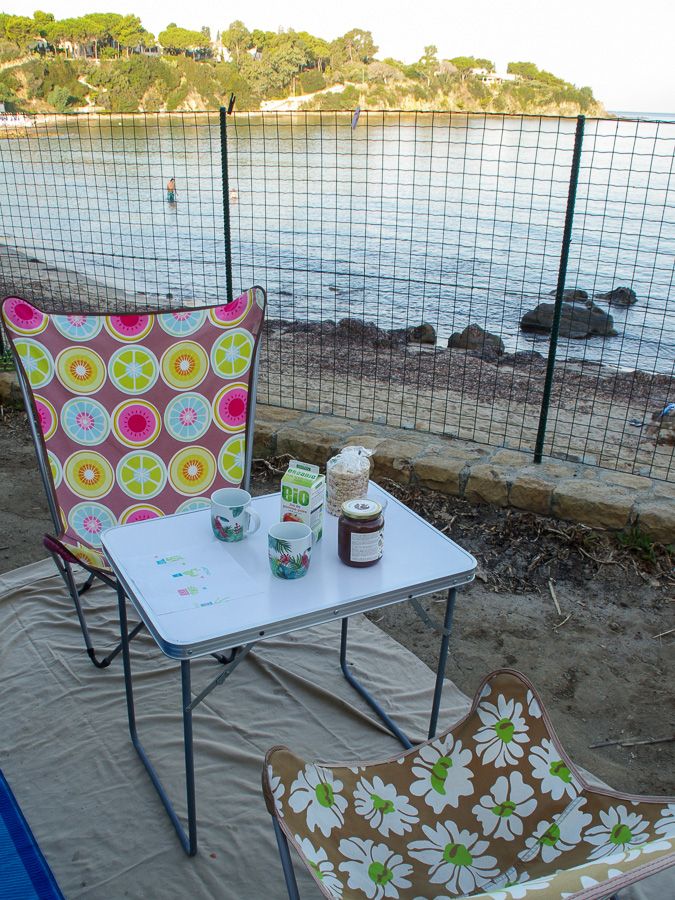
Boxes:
[264,315,674,407]
[1,243,671,428]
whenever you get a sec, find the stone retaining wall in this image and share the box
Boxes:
[254,405,675,544]
[1,368,672,543]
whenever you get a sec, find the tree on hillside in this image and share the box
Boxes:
[0,69,18,107]
[238,30,309,96]
[42,14,115,59]
[159,25,210,56]
[221,20,251,64]
[334,28,377,65]
[507,61,539,79]
[418,44,438,85]
[113,15,154,56]
[47,84,75,112]
[450,55,495,80]
[42,17,83,56]
[294,31,330,71]
[436,58,458,87]
[82,13,122,58]
[264,31,309,92]
[250,29,275,52]
[32,10,55,33]
[507,61,567,87]
[1,14,38,50]
[366,61,401,84]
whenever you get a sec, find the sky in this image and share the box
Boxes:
[6,0,675,112]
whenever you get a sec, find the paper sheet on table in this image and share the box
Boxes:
[122,542,265,617]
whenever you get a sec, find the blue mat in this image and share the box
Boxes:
[0,770,64,900]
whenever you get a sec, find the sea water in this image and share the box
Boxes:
[0,112,673,375]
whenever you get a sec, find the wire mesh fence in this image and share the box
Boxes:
[0,112,225,309]
[0,109,673,481]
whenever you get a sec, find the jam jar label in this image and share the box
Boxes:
[350,528,384,563]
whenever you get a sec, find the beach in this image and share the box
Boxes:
[2,243,673,480]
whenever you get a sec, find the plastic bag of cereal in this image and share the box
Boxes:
[326,446,373,516]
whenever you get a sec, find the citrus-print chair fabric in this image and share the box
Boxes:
[1,289,266,572]
[263,669,675,900]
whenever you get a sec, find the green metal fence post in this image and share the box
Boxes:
[219,106,233,303]
[533,115,585,464]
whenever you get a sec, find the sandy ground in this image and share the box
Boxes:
[0,409,672,799]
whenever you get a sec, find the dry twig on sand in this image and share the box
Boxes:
[548,578,562,616]
[590,735,675,750]
[553,613,571,631]
[652,627,675,640]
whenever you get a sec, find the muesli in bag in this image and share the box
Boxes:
[326,446,373,516]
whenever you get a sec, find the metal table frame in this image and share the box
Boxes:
[108,488,472,857]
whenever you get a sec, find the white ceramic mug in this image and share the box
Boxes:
[211,488,261,542]
[268,521,313,579]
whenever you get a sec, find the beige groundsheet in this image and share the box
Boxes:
[0,560,671,900]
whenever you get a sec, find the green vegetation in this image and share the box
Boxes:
[449,56,495,73]
[0,10,605,115]
[618,525,659,563]
[22,57,87,106]
[157,25,210,57]
[0,347,15,372]
[87,56,178,112]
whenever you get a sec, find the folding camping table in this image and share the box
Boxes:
[101,482,477,856]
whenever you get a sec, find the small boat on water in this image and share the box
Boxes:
[0,114,34,128]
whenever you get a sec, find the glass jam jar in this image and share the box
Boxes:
[338,499,384,568]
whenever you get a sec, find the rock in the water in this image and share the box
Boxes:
[520,302,617,338]
[448,323,505,359]
[548,288,588,302]
[594,286,638,307]
[408,322,437,344]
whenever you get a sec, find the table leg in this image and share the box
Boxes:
[117,582,198,856]
[428,588,457,740]
[340,617,413,749]
[181,659,197,854]
[340,587,458,748]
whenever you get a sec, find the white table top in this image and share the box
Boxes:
[101,483,476,659]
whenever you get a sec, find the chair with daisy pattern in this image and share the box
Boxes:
[1,289,265,667]
[263,669,674,899]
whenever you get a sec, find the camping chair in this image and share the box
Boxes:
[263,669,675,899]
[1,289,266,667]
